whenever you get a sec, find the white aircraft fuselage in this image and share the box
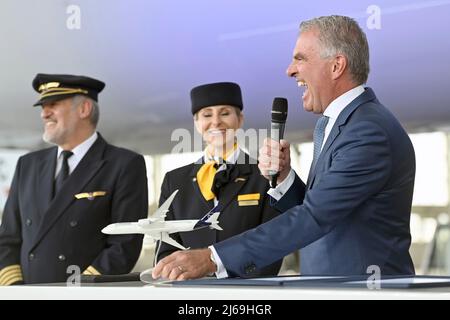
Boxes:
[101,189,222,251]
[102,219,207,236]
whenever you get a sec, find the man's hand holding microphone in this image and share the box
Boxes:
[258,138,291,185]
[259,97,291,186]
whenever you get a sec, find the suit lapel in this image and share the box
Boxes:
[32,135,107,249]
[307,87,377,188]
[36,147,57,219]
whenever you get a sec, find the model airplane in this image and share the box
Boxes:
[101,189,222,251]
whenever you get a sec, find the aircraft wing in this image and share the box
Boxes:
[160,232,188,250]
[152,189,179,220]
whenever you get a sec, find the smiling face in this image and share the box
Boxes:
[41,97,80,147]
[194,105,243,155]
[40,96,96,150]
[286,29,335,114]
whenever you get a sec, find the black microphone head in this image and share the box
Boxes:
[271,97,288,123]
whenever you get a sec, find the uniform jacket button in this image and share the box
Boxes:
[70,221,78,227]
[28,253,35,261]
[26,219,32,226]
[245,263,256,274]
[58,254,66,261]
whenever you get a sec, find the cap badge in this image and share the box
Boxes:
[38,82,60,92]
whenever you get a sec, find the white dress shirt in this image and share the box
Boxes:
[55,132,98,178]
[210,86,365,279]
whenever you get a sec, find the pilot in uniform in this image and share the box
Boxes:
[157,82,282,276]
[0,74,148,285]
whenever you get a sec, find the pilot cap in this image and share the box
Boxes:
[32,73,105,106]
[190,82,243,115]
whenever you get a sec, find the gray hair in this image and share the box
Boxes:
[72,95,100,127]
[300,15,370,84]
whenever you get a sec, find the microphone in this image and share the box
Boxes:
[268,97,288,187]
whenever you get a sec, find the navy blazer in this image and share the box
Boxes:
[215,88,416,277]
[0,134,148,284]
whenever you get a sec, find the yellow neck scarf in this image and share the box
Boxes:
[197,144,237,201]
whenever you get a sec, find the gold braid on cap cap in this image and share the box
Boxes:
[38,82,88,99]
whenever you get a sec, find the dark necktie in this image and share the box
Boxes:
[310,115,329,173]
[54,150,73,197]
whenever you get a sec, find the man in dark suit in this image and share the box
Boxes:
[153,15,416,280]
[0,74,148,285]
[157,82,281,277]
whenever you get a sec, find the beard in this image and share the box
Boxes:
[42,126,68,146]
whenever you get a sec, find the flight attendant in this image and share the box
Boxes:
[157,82,281,277]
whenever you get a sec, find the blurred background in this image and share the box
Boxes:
[1,0,450,275]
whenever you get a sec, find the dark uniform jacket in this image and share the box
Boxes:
[0,134,148,284]
[157,151,282,276]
